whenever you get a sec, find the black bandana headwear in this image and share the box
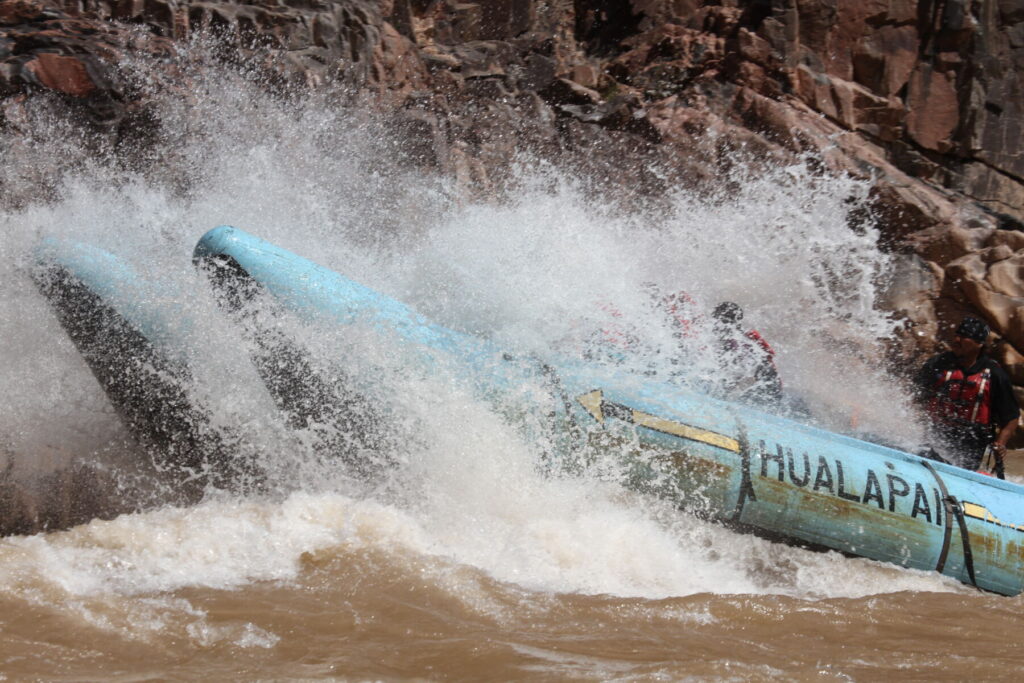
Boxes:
[956,316,989,343]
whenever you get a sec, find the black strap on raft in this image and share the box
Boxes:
[949,497,978,588]
[503,353,583,471]
[921,461,979,589]
[730,429,757,522]
[538,361,584,454]
[922,461,955,573]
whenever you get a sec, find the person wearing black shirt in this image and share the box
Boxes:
[709,302,784,408]
[917,317,1020,476]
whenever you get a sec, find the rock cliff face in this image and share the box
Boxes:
[2,0,1023,380]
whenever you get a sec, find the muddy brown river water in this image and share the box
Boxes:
[2,461,1022,680]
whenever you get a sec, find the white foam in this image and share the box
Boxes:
[0,480,960,608]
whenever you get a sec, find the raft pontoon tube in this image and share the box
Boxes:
[33,239,255,494]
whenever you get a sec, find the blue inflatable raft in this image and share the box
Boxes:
[32,238,256,495]
[194,225,1024,596]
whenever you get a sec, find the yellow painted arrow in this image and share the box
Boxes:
[576,389,740,453]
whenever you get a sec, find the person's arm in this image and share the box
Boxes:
[990,366,1020,455]
[993,418,1018,455]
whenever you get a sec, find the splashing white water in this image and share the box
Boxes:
[0,44,941,605]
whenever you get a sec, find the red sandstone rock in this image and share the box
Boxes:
[910,225,995,268]
[371,21,428,100]
[24,52,95,96]
[987,230,1024,253]
[0,0,44,25]
[853,25,918,96]
[539,77,601,106]
[997,341,1024,385]
[906,65,960,152]
[987,253,1024,298]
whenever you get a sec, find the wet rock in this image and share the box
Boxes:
[852,25,918,96]
[539,77,600,106]
[519,51,555,90]
[911,224,996,267]
[23,51,95,96]
[958,162,1024,226]
[0,0,45,25]
[905,64,960,152]
[997,340,1024,385]
[3,0,1017,235]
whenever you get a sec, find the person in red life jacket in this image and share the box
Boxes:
[710,301,783,407]
[917,316,1020,476]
